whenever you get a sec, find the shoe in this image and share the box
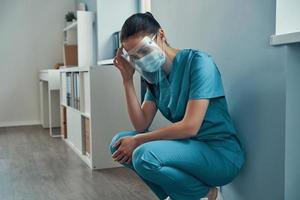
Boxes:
[200,187,223,200]
[216,187,224,200]
[165,187,223,200]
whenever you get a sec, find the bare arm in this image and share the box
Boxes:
[123,80,157,132]
[113,47,157,132]
[133,99,209,144]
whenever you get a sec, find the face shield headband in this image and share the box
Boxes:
[122,35,167,84]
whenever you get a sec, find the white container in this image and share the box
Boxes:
[77,3,87,11]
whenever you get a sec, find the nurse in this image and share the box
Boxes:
[109,12,245,200]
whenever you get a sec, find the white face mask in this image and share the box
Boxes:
[122,35,167,84]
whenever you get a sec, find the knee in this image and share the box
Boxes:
[132,142,162,174]
[109,130,137,154]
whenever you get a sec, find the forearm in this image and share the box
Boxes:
[134,120,197,145]
[123,80,147,132]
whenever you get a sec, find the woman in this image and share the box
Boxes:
[109,12,245,200]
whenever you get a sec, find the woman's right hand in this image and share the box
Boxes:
[113,47,135,83]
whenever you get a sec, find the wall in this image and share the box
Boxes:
[96,0,138,61]
[0,0,75,127]
[151,0,287,199]
[285,43,300,200]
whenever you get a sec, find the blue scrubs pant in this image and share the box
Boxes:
[109,130,241,200]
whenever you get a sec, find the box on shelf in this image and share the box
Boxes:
[63,44,78,66]
[82,117,90,156]
[60,105,67,138]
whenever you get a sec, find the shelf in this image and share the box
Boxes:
[97,59,114,66]
[40,69,59,73]
[60,66,90,72]
[270,31,300,46]
[81,112,90,118]
[63,21,77,32]
[61,103,90,118]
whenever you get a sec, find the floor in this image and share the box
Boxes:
[0,126,157,200]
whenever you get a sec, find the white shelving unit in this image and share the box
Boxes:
[63,21,77,32]
[97,59,114,66]
[60,66,140,169]
[59,10,141,169]
[60,10,94,167]
[270,31,300,46]
[60,67,92,167]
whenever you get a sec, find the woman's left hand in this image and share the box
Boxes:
[112,136,140,164]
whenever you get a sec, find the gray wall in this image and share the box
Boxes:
[0,0,75,127]
[96,0,138,61]
[151,0,286,199]
[285,43,300,200]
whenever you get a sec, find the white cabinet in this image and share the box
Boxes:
[59,4,141,170]
[90,65,141,169]
[60,66,140,169]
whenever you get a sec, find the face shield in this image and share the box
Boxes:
[122,35,168,84]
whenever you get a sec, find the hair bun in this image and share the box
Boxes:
[144,12,154,19]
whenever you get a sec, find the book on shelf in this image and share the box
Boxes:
[65,72,81,110]
[66,72,72,106]
[73,72,80,110]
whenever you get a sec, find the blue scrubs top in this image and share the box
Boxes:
[144,49,245,169]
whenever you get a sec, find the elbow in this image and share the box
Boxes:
[187,128,199,137]
[134,124,149,133]
[184,122,200,137]
[132,117,150,133]
[136,128,147,133]
[135,126,147,133]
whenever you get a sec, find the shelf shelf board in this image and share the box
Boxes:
[81,112,90,118]
[63,21,78,32]
[60,66,90,72]
[270,31,300,46]
[97,59,114,66]
[63,41,77,45]
[60,104,90,118]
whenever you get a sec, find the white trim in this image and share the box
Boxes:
[63,21,77,32]
[0,120,41,128]
[270,31,300,45]
[60,66,90,72]
[97,59,114,66]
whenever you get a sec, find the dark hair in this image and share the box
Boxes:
[120,12,161,42]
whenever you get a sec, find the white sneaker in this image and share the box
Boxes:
[165,187,224,200]
[216,187,224,200]
[200,187,223,200]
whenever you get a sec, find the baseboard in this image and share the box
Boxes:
[0,120,41,128]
